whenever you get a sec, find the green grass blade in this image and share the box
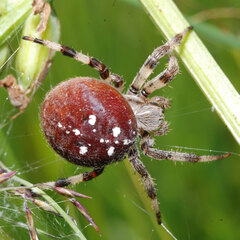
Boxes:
[188,18,240,50]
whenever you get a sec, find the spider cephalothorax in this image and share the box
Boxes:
[23,26,230,225]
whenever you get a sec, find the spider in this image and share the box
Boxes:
[23,26,230,225]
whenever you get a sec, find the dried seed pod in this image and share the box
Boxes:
[70,198,101,235]
[31,198,59,215]
[0,171,16,184]
[25,202,39,240]
[15,10,60,91]
[53,186,92,199]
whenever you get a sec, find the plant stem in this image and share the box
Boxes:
[138,0,240,144]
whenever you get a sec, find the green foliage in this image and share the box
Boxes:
[0,0,239,239]
[0,0,32,46]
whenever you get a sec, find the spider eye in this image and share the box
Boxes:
[41,77,137,167]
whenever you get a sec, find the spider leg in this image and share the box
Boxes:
[140,132,231,162]
[47,167,104,187]
[22,37,124,90]
[141,52,178,97]
[147,96,171,109]
[127,26,192,95]
[128,145,161,224]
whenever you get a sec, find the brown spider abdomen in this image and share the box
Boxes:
[41,77,137,168]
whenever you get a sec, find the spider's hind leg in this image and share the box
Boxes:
[128,145,162,224]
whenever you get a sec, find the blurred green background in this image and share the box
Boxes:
[0,0,240,239]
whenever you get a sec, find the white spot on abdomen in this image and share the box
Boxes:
[107,146,115,156]
[79,146,88,155]
[88,115,96,125]
[58,122,62,128]
[100,138,104,143]
[112,127,121,137]
[73,129,80,135]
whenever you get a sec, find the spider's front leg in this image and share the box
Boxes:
[22,37,124,90]
[140,132,231,162]
[141,52,178,97]
[128,145,161,224]
[128,26,192,95]
[46,167,104,187]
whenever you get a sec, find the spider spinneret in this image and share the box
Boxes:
[23,26,230,225]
